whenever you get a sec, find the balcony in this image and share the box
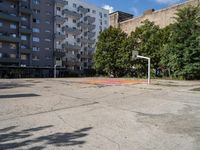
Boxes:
[20,7,32,15]
[55,0,68,7]
[0,12,20,22]
[54,33,65,41]
[54,15,65,24]
[0,57,19,63]
[78,6,88,14]
[78,38,88,44]
[78,22,88,29]
[54,49,65,57]
[19,28,32,34]
[63,27,81,35]
[88,32,95,38]
[63,9,81,20]
[88,24,96,31]
[87,47,95,52]
[0,35,20,43]
[62,43,81,51]
[21,48,32,54]
[88,39,96,45]
[84,16,95,24]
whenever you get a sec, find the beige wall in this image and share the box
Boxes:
[110,0,199,35]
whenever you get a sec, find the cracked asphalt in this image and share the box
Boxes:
[0,78,200,150]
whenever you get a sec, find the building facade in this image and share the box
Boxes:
[54,0,109,71]
[0,0,54,68]
[0,0,109,77]
[110,0,199,35]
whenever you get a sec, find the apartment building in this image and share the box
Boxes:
[0,0,54,70]
[54,0,109,71]
[0,0,108,77]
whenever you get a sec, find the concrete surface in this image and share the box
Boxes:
[0,78,200,150]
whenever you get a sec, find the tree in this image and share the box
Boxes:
[94,26,127,77]
[128,20,163,77]
[163,5,200,79]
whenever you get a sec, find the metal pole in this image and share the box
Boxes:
[54,65,57,78]
[148,58,150,85]
[137,55,151,85]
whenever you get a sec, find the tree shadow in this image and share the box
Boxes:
[0,82,33,90]
[0,125,92,149]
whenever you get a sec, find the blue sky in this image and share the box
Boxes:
[85,0,187,16]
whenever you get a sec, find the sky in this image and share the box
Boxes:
[85,0,187,16]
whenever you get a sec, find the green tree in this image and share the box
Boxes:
[128,20,163,77]
[94,26,128,77]
[163,5,200,79]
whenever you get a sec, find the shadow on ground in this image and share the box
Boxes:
[0,82,33,89]
[0,125,92,149]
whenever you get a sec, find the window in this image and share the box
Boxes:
[33,28,40,33]
[99,12,102,18]
[45,39,51,42]
[45,30,51,33]
[33,37,40,42]
[0,42,2,48]
[10,23,17,29]
[73,19,76,23]
[104,20,108,25]
[73,3,76,8]
[33,0,40,5]
[33,18,40,23]
[11,34,17,38]
[45,47,50,51]
[92,10,96,14]
[10,54,16,58]
[21,16,28,21]
[45,21,50,24]
[33,9,40,14]
[21,45,27,49]
[104,14,107,17]
[33,47,40,51]
[10,3,16,8]
[0,22,2,27]
[56,7,61,11]
[0,53,2,58]
[21,35,27,41]
[32,55,39,60]
[21,54,27,60]
[10,43,16,49]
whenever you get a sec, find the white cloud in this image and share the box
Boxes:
[156,0,181,4]
[102,5,114,13]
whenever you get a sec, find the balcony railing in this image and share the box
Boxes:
[20,7,32,14]
[55,0,68,7]
[54,33,65,41]
[84,16,95,24]
[54,49,65,57]
[0,35,20,43]
[19,28,32,34]
[78,22,88,29]
[0,12,20,22]
[63,27,81,35]
[78,6,88,14]
[21,48,32,54]
[62,43,81,51]
[54,15,65,24]
[88,24,96,31]
[88,32,95,38]
[63,9,81,20]
[88,39,96,45]
[0,57,19,63]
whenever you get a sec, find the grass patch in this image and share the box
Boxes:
[191,87,200,91]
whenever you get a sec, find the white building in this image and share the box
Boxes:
[54,0,109,71]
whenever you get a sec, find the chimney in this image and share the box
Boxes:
[144,9,155,15]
